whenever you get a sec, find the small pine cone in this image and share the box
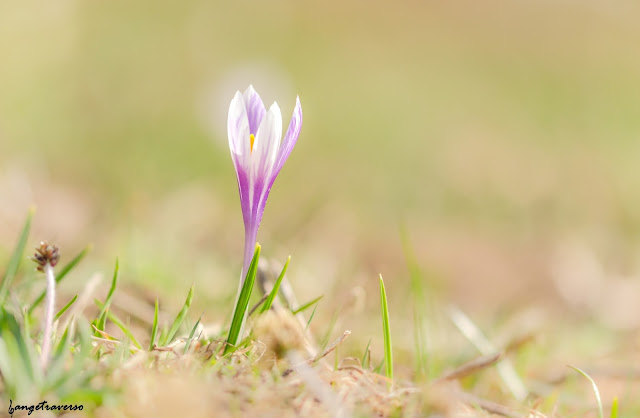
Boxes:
[32,242,60,272]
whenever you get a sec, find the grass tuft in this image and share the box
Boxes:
[94,299,142,350]
[160,284,194,346]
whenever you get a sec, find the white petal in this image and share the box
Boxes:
[227,91,251,167]
[251,102,282,179]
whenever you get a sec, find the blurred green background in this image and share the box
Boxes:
[2,0,640,361]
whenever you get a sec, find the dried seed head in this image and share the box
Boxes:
[252,309,305,360]
[32,241,60,272]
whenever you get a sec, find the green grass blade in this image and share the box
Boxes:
[373,359,384,374]
[0,208,34,305]
[320,312,338,350]
[224,244,260,355]
[149,298,159,350]
[54,295,77,322]
[28,244,91,315]
[611,397,618,418]
[292,295,323,315]
[77,316,92,356]
[260,256,290,313]
[183,315,202,354]
[379,275,393,383]
[0,335,16,396]
[0,328,28,397]
[361,338,372,369]
[400,226,429,380]
[568,365,604,418]
[160,284,194,346]
[44,327,72,391]
[305,305,318,331]
[54,326,70,357]
[95,257,119,333]
[0,308,41,392]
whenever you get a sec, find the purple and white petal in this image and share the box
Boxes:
[274,96,302,174]
[243,85,266,136]
[227,91,251,166]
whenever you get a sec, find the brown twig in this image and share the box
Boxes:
[248,293,269,317]
[434,352,503,382]
[91,336,142,353]
[504,333,536,354]
[283,330,351,377]
[455,391,520,418]
[92,324,118,341]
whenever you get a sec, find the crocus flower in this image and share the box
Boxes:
[228,85,302,281]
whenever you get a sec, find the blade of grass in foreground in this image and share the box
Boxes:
[320,312,338,350]
[183,315,202,354]
[149,298,159,350]
[54,295,77,322]
[611,397,618,418]
[0,208,34,306]
[374,359,384,375]
[361,338,372,369]
[400,226,429,380]
[379,275,393,384]
[95,258,119,333]
[28,245,91,315]
[292,295,323,315]
[224,244,260,355]
[305,305,318,331]
[160,284,194,346]
[568,365,604,418]
[260,256,290,313]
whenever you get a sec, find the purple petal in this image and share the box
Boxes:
[235,164,252,230]
[243,85,266,136]
[274,96,302,174]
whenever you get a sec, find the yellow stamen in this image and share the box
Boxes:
[250,134,255,152]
